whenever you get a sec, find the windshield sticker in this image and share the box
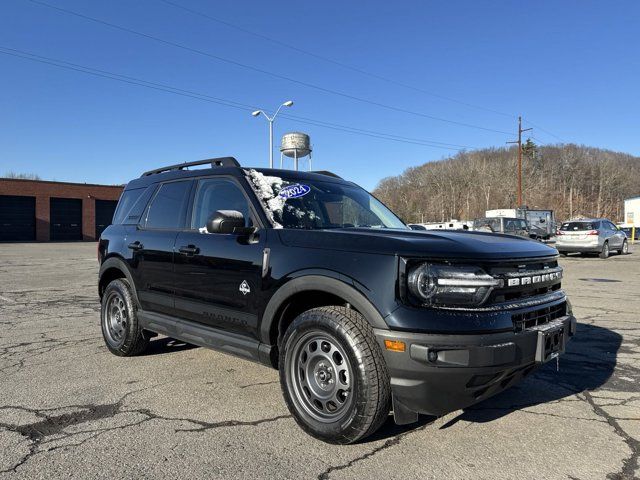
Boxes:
[279,184,310,199]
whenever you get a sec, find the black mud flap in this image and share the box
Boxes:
[392,395,419,425]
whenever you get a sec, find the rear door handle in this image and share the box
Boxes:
[179,245,200,255]
[128,241,143,251]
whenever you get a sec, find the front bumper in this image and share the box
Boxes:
[374,314,577,418]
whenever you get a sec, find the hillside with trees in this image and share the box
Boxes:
[373,143,640,224]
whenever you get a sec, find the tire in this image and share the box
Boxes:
[619,240,628,255]
[100,278,149,356]
[279,306,391,444]
[599,241,610,259]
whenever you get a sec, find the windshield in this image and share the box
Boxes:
[245,169,407,230]
[561,221,597,231]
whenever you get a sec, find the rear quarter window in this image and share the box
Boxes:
[112,186,156,225]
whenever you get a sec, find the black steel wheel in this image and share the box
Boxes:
[279,306,390,444]
[100,278,149,356]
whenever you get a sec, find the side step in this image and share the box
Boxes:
[137,310,273,366]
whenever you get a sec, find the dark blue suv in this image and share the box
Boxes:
[98,157,576,444]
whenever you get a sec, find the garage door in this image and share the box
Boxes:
[0,195,36,241]
[50,198,83,241]
[95,199,118,239]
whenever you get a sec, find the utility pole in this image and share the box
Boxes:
[507,116,532,207]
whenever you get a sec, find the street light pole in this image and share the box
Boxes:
[269,120,274,168]
[252,100,294,168]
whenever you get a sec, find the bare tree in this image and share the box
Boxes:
[373,144,640,223]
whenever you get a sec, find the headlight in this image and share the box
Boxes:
[407,263,502,307]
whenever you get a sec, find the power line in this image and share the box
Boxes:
[156,0,516,120]
[0,45,475,151]
[25,0,515,136]
[522,118,565,143]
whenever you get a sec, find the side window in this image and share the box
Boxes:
[144,181,191,229]
[191,178,253,230]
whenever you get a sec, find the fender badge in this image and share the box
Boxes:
[239,280,251,295]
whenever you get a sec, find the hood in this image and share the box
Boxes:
[276,228,557,260]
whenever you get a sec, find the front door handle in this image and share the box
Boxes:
[179,245,200,255]
[128,241,143,251]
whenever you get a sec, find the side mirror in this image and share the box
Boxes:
[206,210,253,234]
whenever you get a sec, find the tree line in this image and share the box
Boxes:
[373,143,640,223]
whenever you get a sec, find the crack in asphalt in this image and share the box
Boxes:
[579,391,640,480]
[317,422,431,480]
[237,380,279,389]
[0,387,290,474]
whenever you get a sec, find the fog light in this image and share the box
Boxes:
[384,339,406,352]
[427,350,438,363]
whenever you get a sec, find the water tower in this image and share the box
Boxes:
[280,132,312,171]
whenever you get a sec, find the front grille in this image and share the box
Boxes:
[512,302,566,332]
[484,258,563,304]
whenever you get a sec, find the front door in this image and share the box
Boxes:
[173,177,265,338]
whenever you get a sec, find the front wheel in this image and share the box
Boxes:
[619,240,628,255]
[599,241,610,259]
[279,306,391,444]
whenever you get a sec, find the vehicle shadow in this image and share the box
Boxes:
[145,337,198,356]
[367,322,621,440]
[439,322,621,428]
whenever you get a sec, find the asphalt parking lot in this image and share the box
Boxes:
[0,243,638,479]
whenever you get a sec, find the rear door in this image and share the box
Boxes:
[604,220,624,248]
[127,180,193,314]
[173,176,265,338]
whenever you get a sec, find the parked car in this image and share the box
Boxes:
[407,223,427,230]
[98,157,576,444]
[472,216,530,238]
[556,218,628,258]
[486,208,556,240]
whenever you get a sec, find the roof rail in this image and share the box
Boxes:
[312,170,342,179]
[141,157,240,177]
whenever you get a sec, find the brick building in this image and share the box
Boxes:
[0,178,123,242]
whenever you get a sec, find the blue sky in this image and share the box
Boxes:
[0,0,638,190]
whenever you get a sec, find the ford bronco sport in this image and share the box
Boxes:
[98,157,576,444]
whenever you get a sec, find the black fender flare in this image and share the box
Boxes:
[259,274,388,345]
[99,256,140,307]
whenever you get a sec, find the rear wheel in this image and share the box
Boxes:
[279,306,390,444]
[599,241,610,259]
[101,278,149,356]
[619,240,628,255]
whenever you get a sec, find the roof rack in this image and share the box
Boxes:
[141,157,240,177]
[312,170,342,179]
